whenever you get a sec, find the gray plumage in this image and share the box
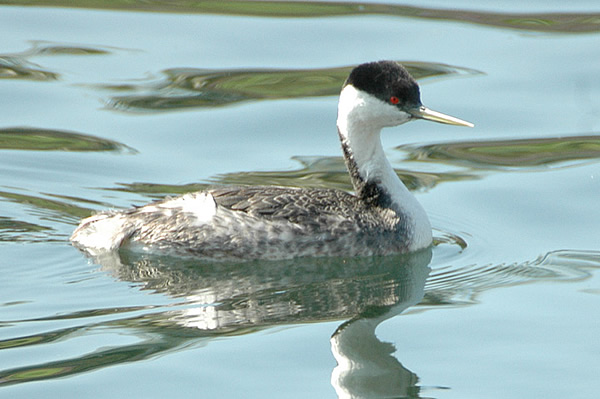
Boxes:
[71,186,410,260]
[70,61,472,260]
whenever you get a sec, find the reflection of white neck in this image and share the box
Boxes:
[337,85,432,251]
[329,250,431,399]
[331,317,418,399]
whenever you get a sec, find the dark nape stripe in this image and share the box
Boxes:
[339,132,394,209]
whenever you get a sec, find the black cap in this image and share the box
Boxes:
[344,61,422,108]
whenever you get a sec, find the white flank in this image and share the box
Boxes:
[71,192,218,255]
[159,192,217,225]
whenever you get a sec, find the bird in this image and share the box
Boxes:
[70,60,473,260]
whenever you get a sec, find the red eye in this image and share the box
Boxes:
[389,96,400,105]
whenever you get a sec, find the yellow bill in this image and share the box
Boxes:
[410,106,474,127]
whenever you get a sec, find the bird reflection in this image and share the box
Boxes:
[92,248,431,398]
[329,253,429,399]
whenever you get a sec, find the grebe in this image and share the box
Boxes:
[71,61,473,260]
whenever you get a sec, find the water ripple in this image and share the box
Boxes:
[104,62,479,113]
[1,246,598,386]
[0,216,53,243]
[0,41,112,82]
[0,127,136,153]
[423,250,600,306]
[7,1,600,33]
[0,55,57,81]
[402,134,600,171]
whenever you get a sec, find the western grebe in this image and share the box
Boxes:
[71,61,473,260]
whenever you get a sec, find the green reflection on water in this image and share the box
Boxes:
[0,216,53,242]
[33,45,110,56]
[0,332,177,385]
[0,191,92,220]
[105,134,600,203]
[106,62,478,113]
[0,127,135,152]
[4,0,600,33]
[1,132,597,245]
[2,246,599,388]
[0,251,432,387]
[403,135,600,169]
[0,55,58,81]
[107,156,471,200]
[0,191,95,242]
[2,367,72,383]
[0,41,113,82]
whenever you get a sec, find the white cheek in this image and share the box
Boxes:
[337,85,411,130]
[379,104,412,127]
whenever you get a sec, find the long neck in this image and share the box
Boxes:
[336,86,432,249]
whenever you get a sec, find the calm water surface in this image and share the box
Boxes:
[1,1,599,398]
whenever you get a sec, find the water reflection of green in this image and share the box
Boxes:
[7,1,600,33]
[105,62,479,112]
[0,250,433,389]
[108,134,600,200]
[0,216,52,242]
[2,134,599,243]
[0,127,134,152]
[0,55,58,81]
[0,42,480,111]
[3,130,600,390]
[1,245,598,390]
[404,135,600,169]
[0,42,110,81]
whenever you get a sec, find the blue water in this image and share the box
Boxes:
[1,1,599,398]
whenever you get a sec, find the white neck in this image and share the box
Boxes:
[336,85,432,250]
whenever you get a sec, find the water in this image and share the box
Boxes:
[1,1,599,398]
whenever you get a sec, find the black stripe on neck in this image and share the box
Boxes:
[340,134,393,209]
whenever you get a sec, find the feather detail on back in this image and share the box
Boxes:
[67,61,471,260]
[71,186,411,260]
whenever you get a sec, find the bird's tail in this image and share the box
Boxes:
[70,211,135,256]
